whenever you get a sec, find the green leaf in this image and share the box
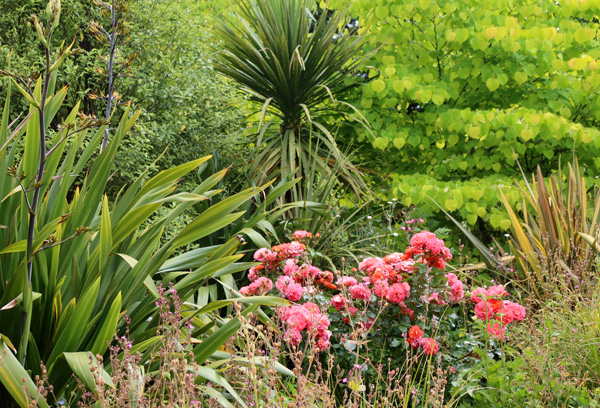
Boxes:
[373,136,388,150]
[0,340,50,408]
[0,240,27,255]
[514,71,528,85]
[486,78,500,91]
[64,352,114,392]
[372,79,386,93]
[455,28,469,43]
[173,255,243,292]
[47,278,101,372]
[99,195,112,273]
[91,292,122,355]
[194,304,260,365]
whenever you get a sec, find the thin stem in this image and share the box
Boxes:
[32,230,82,256]
[19,39,51,365]
[12,176,33,213]
[101,0,118,152]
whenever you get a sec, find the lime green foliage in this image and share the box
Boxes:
[214,0,370,200]
[340,0,600,226]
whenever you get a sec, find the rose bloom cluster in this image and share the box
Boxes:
[278,302,332,350]
[331,231,455,322]
[470,285,526,340]
[240,232,335,302]
[240,229,527,356]
[407,325,439,356]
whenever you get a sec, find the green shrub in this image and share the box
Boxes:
[451,354,599,408]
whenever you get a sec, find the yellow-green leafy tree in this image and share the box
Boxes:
[340,0,600,230]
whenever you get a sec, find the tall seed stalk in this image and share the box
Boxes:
[89,0,134,152]
[12,0,75,365]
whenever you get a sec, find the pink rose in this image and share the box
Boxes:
[426,237,444,255]
[495,306,514,325]
[349,284,372,301]
[449,281,464,303]
[420,338,439,356]
[475,300,495,320]
[388,282,410,303]
[283,259,298,276]
[285,282,304,302]
[486,285,509,298]
[373,279,390,299]
[470,287,487,303]
[253,248,271,262]
[487,322,506,340]
[331,294,349,311]
[410,231,435,249]
[505,302,526,321]
[445,273,459,286]
[285,328,303,346]
[292,230,312,240]
[336,276,358,287]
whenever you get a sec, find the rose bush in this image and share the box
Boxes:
[239,229,527,397]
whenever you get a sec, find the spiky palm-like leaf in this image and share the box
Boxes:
[214,0,371,198]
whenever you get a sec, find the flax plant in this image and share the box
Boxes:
[499,158,600,301]
[0,3,289,406]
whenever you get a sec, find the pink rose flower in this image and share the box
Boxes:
[331,294,349,311]
[349,283,372,301]
[449,281,464,303]
[475,300,495,320]
[285,328,303,346]
[336,276,358,287]
[445,273,459,286]
[505,302,526,321]
[292,230,312,240]
[253,247,272,262]
[495,305,514,325]
[275,275,292,293]
[373,279,390,299]
[426,237,444,255]
[487,322,506,340]
[420,338,439,356]
[285,282,304,302]
[388,282,410,304]
[283,259,298,276]
[486,285,509,298]
[470,287,487,303]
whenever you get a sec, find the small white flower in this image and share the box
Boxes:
[393,232,399,237]
[367,216,372,220]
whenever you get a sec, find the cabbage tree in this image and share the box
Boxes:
[214,0,372,201]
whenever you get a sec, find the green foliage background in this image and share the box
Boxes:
[1,0,246,187]
[116,0,246,185]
